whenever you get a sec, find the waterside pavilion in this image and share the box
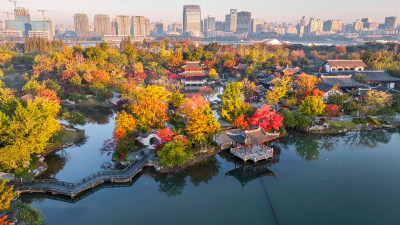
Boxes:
[227,128,279,162]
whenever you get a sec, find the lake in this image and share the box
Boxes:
[23,107,400,225]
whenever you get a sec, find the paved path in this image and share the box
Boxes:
[16,153,153,198]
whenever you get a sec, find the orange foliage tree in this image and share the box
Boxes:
[233,115,249,130]
[91,70,110,83]
[295,73,321,95]
[37,88,61,103]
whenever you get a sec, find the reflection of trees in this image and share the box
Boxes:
[154,171,187,197]
[67,106,113,125]
[37,151,68,179]
[295,136,320,161]
[74,134,88,147]
[151,155,221,197]
[186,157,220,186]
[344,129,393,149]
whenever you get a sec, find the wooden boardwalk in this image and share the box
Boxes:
[16,153,152,198]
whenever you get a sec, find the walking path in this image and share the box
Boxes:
[16,152,154,198]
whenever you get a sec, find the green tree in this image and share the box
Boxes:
[221,82,252,123]
[300,96,326,122]
[157,141,192,168]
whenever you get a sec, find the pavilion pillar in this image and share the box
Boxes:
[235,142,237,151]
[250,145,253,154]
[261,142,263,152]
[266,141,269,150]
[244,145,247,156]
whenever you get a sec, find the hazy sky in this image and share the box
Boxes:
[2,0,400,26]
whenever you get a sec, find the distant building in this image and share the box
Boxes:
[236,11,251,34]
[116,15,130,36]
[251,19,263,34]
[131,16,150,37]
[320,75,364,92]
[155,22,165,36]
[215,21,224,31]
[94,14,111,37]
[307,18,323,34]
[383,16,397,30]
[353,19,363,32]
[233,63,252,74]
[225,9,237,32]
[74,13,89,38]
[205,16,216,31]
[183,5,201,37]
[324,60,367,72]
[323,20,343,32]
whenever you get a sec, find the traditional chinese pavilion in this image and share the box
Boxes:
[179,61,209,87]
[226,128,279,162]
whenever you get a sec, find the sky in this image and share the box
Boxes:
[1,0,400,26]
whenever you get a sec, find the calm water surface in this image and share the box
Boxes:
[24,107,400,225]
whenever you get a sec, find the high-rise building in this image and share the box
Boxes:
[14,7,30,23]
[131,16,150,37]
[116,15,130,36]
[251,19,263,34]
[225,9,237,32]
[215,21,224,31]
[205,16,216,31]
[384,16,397,30]
[299,16,306,26]
[323,20,343,32]
[74,13,89,37]
[236,11,251,33]
[183,5,201,37]
[94,14,111,36]
[353,19,363,32]
[307,18,323,34]
[155,22,164,36]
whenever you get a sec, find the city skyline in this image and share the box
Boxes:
[1,0,400,26]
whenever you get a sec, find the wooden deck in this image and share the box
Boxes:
[230,145,273,162]
[16,153,152,198]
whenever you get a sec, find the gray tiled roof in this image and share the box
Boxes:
[329,71,400,82]
[227,128,279,145]
[321,75,364,88]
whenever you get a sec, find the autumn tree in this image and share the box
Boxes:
[157,140,191,167]
[0,179,17,211]
[360,90,390,117]
[125,85,171,131]
[233,115,249,130]
[249,104,283,132]
[324,104,342,118]
[221,82,252,123]
[208,68,218,80]
[265,75,292,105]
[185,96,220,145]
[116,110,137,134]
[335,45,347,55]
[295,73,321,95]
[300,96,326,122]
[241,78,255,98]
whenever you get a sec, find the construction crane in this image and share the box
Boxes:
[9,0,27,19]
[37,9,55,36]
[1,12,13,30]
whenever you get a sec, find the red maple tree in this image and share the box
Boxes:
[249,104,283,131]
[324,104,342,118]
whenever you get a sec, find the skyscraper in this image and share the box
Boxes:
[116,15,130,36]
[236,11,251,34]
[74,13,89,37]
[155,22,164,36]
[225,9,237,32]
[183,5,201,37]
[94,14,111,36]
[131,16,150,37]
[384,16,397,30]
[251,19,264,34]
[308,18,323,33]
[206,16,216,31]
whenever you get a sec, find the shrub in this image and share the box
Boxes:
[8,200,43,225]
[329,122,342,130]
[156,141,192,168]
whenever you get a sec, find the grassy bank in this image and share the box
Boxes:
[7,200,43,225]
[45,126,85,154]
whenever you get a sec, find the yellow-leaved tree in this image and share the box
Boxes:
[265,75,292,105]
[300,95,326,123]
[0,179,17,211]
[125,85,171,132]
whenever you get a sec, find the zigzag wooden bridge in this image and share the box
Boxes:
[16,154,152,198]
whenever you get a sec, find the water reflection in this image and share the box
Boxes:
[66,106,114,125]
[37,150,68,179]
[146,157,221,197]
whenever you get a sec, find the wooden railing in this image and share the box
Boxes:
[16,154,151,198]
